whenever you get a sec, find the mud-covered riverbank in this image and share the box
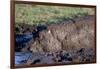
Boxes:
[15,48,95,66]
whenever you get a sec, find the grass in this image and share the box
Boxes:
[15,4,94,26]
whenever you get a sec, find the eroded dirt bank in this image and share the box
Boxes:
[15,15,95,65]
[29,15,95,53]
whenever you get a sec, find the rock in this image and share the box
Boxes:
[31,59,41,64]
[67,57,73,61]
[40,56,54,64]
[85,48,95,62]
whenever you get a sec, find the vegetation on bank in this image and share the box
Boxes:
[15,4,94,26]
